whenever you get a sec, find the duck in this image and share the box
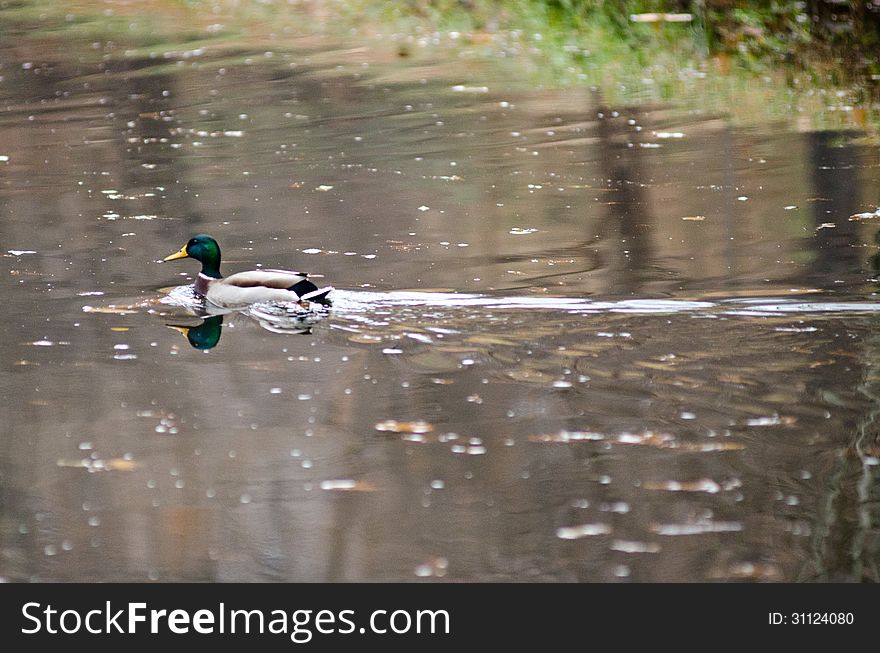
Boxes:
[163,234,333,308]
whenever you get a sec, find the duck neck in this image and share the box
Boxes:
[199,255,222,279]
[195,259,222,296]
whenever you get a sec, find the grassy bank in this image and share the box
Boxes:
[0,1,877,130]
[339,1,880,79]
[3,1,878,70]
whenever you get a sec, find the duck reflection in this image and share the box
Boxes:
[167,315,225,350]
[165,304,326,350]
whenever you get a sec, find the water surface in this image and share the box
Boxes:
[1,22,880,582]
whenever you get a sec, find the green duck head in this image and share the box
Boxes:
[163,234,222,279]
[167,315,223,350]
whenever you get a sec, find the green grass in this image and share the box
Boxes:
[0,0,876,132]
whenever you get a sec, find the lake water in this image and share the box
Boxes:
[1,15,879,582]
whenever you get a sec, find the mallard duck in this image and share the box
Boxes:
[163,234,332,308]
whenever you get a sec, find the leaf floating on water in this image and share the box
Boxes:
[616,431,745,452]
[374,420,434,434]
[610,540,661,554]
[319,479,377,492]
[57,458,140,472]
[556,523,612,540]
[466,334,520,347]
[103,459,140,472]
[744,415,796,427]
[504,368,559,384]
[642,479,722,494]
[82,305,139,315]
[651,520,743,536]
[849,208,880,221]
[348,334,383,344]
[709,562,782,581]
[529,431,605,443]
[682,442,746,452]
[617,431,676,447]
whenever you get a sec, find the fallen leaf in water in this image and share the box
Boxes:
[616,431,745,452]
[849,208,880,221]
[466,335,520,347]
[319,479,377,492]
[744,415,797,427]
[708,562,782,580]
[529,431,605,443]
[617,431,676,447]
[557,523,612,540]
[57,458,140,472]
[504,369,558,384]
[82,305,138,315]
[678,441,746,452]
[651,520,743,535]
[374,420,434,434]
[348,334,383,344]
[610,540,662,553]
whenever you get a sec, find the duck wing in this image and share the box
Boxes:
[222,269,309,290]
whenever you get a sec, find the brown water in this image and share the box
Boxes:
[2,23,880,582]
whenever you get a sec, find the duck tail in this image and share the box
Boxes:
[288,278,318,295]
[301,286,333,304]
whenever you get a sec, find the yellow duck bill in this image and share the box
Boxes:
[163,246,189,261]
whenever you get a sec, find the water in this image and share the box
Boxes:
[1,21,880,582]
